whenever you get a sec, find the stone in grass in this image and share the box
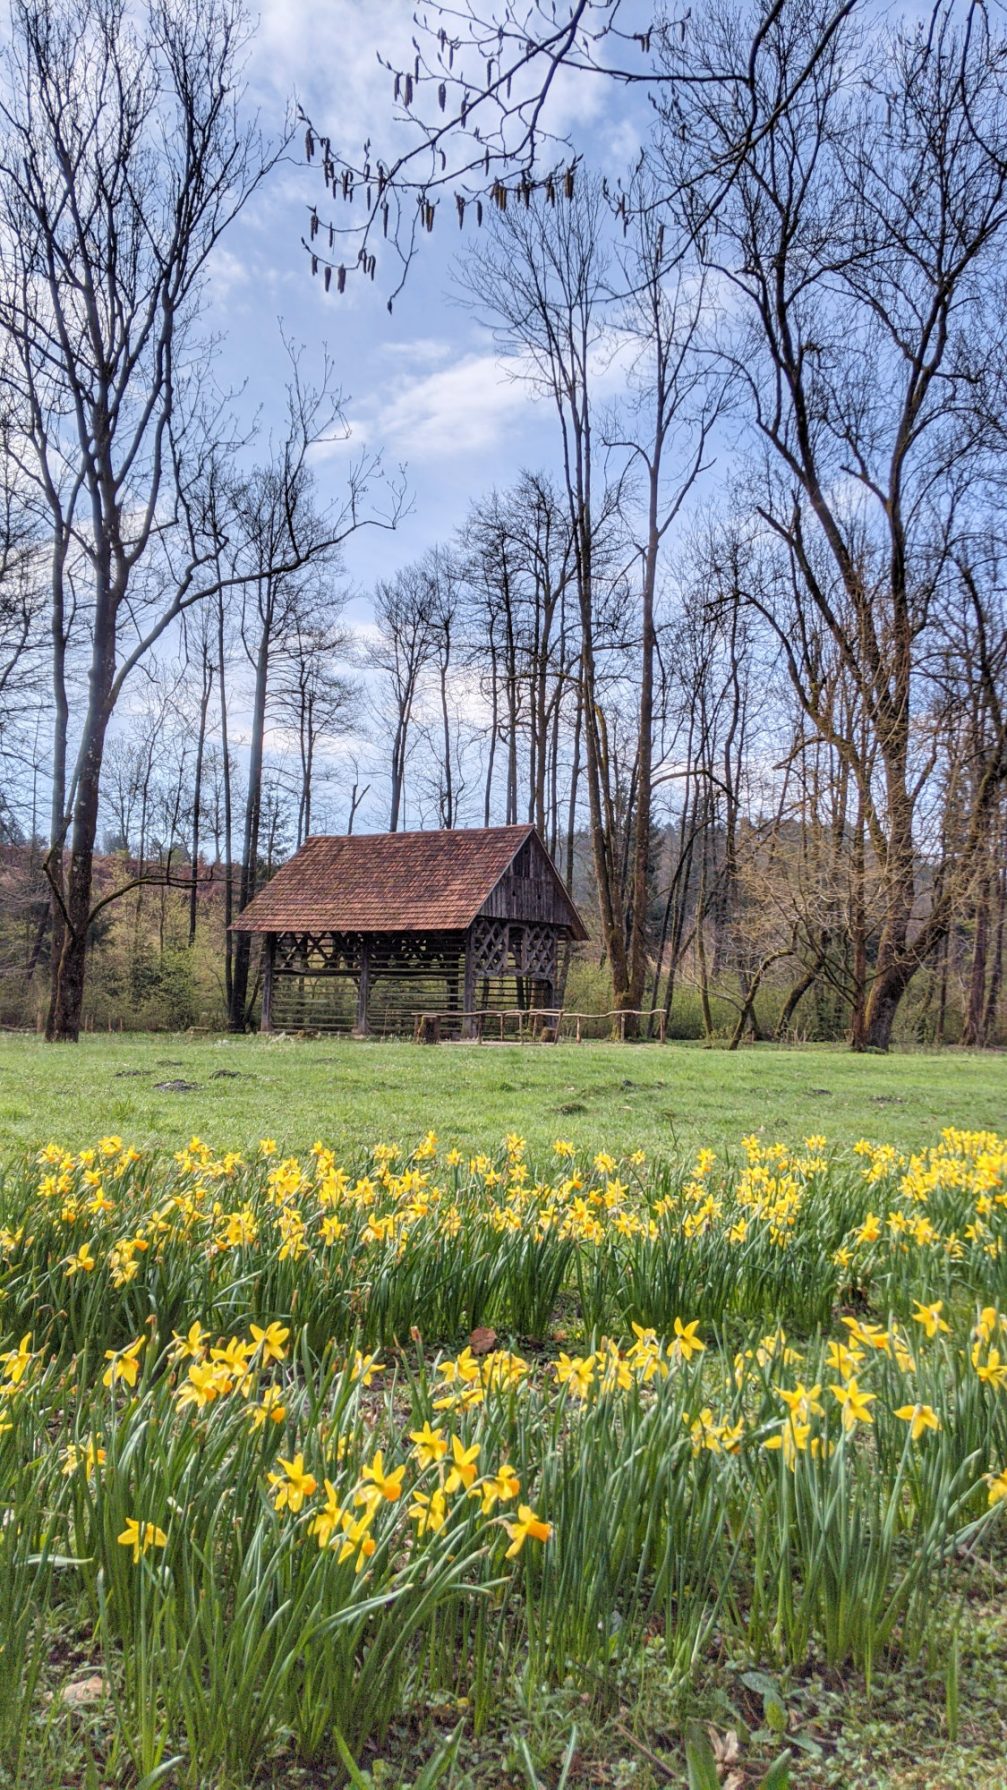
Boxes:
[47,1675,107,1709]
[154,1079,199,1092]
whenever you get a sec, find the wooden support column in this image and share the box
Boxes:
[354,937,370,1036]
[260,934,276,1033]
[461,929,477,1039]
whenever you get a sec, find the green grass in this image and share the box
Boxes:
[0,1031,1002,1160]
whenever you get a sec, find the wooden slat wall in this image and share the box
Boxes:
[478,835,574,928]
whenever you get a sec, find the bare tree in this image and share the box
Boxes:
[179,605,216,946]
[459,186,639,995]
[460,474,580,843]
[300,0,858,306]
[272,615,357,846]
[220,363,386,1030]
[662,0,1007,1046]
[368,563,438,831]
[0,0,278,1039]
[607,178,720,1020]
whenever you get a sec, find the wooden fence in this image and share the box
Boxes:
[412,1008,667,1044]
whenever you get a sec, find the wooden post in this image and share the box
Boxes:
[260,935,276,1033]
[461,930,476,1039]
[355,937,370,1036]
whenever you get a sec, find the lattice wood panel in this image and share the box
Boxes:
[470,917,509,976]
[511,923,557,979]
[274,931,365,974]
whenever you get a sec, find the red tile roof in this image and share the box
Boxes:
[231,825,585,936]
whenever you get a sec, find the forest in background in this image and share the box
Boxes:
[0,808,998,1045]
[0,0,1005,1047]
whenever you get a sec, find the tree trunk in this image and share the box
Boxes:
[775,958,822,1040]
[982,844,1006,1042]
[230,610,270,1030]
[188,649,213,946]
[860,764,916,1049]
[625,494,659,1031]
[218,590,235,1015]
[48,711,111,1040]
[961,872,991,1047]
[45,538,70,1039]
[848,799,869,1050]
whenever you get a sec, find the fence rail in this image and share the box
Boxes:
[412,1007,667,1043]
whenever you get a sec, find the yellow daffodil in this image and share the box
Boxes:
[61,1437,106,1479]
[337,1509,377,1572]
[763,1417,810,1469]
[825,1339,864,1378]
[0,1334,34,1386]
[102,1336,145,1390]
[250,1321,290,1364]
[357,1451,405,1508]
[409,1422,448,1468]
[974,1346,1007,1390]
[503,1504,552,1557]
[670,1317,704,1363]
[64,1241,96,1276]
[478,1463,521,1512]
[894,1402,940,1441]
[554,1352,596,1399]
[444,1436,480,1494]
[778,1382,824,1422]
[309,1480,344,1548]
[911,1301,950,1339]
[171,1321,210,1362]
[268,1453,318,1513]
[247,1385,287,1429]
[117,1517,167,1563]
[351,1350,384,1386]
[409,1487,449,1535]
[829,1377,876,1431]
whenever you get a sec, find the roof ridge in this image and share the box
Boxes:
[301,822,533,845]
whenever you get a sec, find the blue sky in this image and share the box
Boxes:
[204,0,648,627]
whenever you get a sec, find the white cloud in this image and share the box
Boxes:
[251,0,403,144]
[207,246,252,302]
[379,337,455,367]
[602,117,643,168]
[358,350,540,460]
[250,0,613,170]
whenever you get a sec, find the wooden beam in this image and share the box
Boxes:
[461,928,476,1039]
[261,935,276,1033]
[354,936,370,1036]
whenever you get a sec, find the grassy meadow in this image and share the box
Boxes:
[0,1030,1003,1160]
[2,1036,1007,1789]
